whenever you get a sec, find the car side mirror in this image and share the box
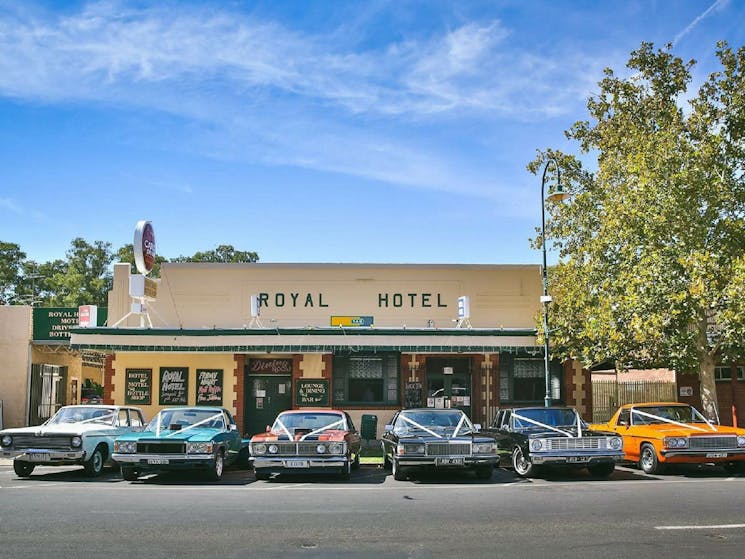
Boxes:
[383,424,393,433]
[265,425,271,432]
[473,423,481,432]
[229,424,238,431]
[618,420,629,427]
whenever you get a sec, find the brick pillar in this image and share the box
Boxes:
[103,353,116,405]
[233,354,245,435]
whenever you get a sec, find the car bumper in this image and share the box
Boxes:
[660,449,745,459]
[530,452,624,466]
[112,453,215,470]
[395,456,498,468]
[251,456,349,473]
[2,449,85,463]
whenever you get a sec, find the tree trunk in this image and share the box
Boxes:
[696,316,719,422]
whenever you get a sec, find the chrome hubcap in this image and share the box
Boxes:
[514,449,529,474]
[215,454,223,476]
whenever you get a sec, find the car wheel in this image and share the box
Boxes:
[512,446,538,478]
[475,465,493,480]
[351,451,360,470]
[206,449,225,481]
[237,447,251,469]
[587,462,615,478]
[254,471,271,481]
[639,443,664,474]
[121,466,139,481]
[392,458,407,481]
[13,460,35,477]
[339,460,352,480]
[83,445,106,477]
[382,443,392,470]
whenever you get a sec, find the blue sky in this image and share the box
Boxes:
[1,0,742,265]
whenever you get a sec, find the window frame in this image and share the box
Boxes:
[332,352,401,407]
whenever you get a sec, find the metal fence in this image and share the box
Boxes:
[592,380,677,423]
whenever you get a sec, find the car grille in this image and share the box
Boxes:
[425,442,472,456]
[136,442,186,454]
[545,437,605,451]
[689,436,737,450]
[11,435,73,450]
[260,442,324,455]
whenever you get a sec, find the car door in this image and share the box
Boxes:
[612,407,638,460]
[381,412,400,462]
[223,410,241,462]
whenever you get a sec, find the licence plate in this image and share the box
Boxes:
[285,460,310,468]
[27,453,51,462]
[147,458,169,465]
[706,452,728,458]
[567,456,590,463]
[435,457,465,466]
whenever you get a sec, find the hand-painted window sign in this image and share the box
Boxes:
[125,369,152,405]
[248,358,293,374]
[159,367,189,405]
[330,316,374,327]
[296,379,329,407]
[196,369,223,406]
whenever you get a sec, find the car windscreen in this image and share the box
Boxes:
[394,410,474,436]
[513,408,580,429]
[147,409,224,431]
[272,413,345,435]
[47,407,116,425]
[631,406,698,424]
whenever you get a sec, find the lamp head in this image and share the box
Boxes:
[547,183,570,203]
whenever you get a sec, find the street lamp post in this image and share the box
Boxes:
[540,157,568,407]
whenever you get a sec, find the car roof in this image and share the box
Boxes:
[279,409,345,414]
[400,408,465,413]
[620,402,689,409]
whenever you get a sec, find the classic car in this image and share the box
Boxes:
[380,408,498,481]
[249,409,362,480]
[480,406,623,478]
[113,406,248,481]
[591,402,745,474]
[0,405,146,478]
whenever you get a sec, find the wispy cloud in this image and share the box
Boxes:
[0,1,604,211]
[672,0,728,46]
[0,197,23,214]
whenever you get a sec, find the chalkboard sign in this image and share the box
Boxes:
[159,367,189,405]
[196,369,223,406]
[125,369,152,405]
[296,379,329,407]
[405,381,423,409]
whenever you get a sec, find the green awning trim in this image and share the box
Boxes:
[69,326,536,337]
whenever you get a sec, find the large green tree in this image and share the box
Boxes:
[533,42,745,420]
[171,244,259,263]
[0,241,26,304]
[46,238,115,307]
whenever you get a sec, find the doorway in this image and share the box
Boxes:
[243,375,292,437]
[425,357,472,418]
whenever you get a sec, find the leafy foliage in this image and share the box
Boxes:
[532,42,745,418]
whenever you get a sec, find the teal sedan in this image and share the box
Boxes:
[113,407,248,481]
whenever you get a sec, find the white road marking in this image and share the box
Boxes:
[655,524,745,530]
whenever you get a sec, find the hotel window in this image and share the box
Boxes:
[499,356,561,403]
[333,353,399,406]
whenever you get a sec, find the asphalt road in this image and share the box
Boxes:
[1,462,744,559]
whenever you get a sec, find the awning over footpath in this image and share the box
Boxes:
[69,327,539,354]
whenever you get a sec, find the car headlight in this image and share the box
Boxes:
[71,436,82,448]
[529,439,544,452]
[328,442,345,455]
[316,444,327,454]
[608,437,622,450]
[268,444,279,454]
[737,436,745,448]
[664,437,688,449]
[402,444,425,454]
[114,441,137,454]
[186,442,214,454]
[252,443,267,455]
[473,443,496,454]
[1,435,12,447]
